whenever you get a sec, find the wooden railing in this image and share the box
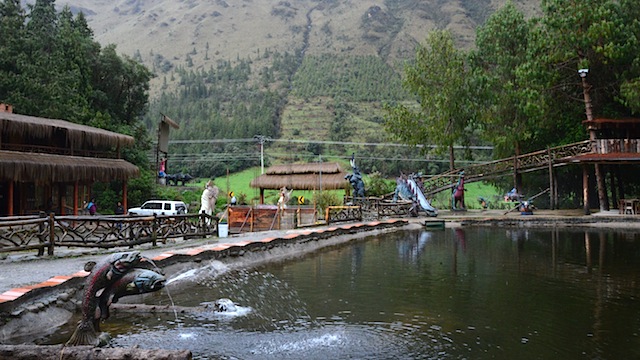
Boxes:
[421,140,593,196]
[0,212,218,256]
[325,206,363,224]
[593,139,640,154]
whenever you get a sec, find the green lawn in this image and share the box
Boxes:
[159,167,503,212]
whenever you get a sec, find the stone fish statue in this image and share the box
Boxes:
[66,251,165,347]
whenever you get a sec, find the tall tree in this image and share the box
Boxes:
[21,0,61,117]
[0,0,26,102]
[617,0,640,114]
[384,30,472,170]
[532,0,640,211]
[470,2,539,158]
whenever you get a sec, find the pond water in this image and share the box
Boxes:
[60,227,640,359]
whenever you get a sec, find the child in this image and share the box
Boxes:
[87,198,97,215]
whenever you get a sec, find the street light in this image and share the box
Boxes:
[578,68,607,213]
[578,68,593,125]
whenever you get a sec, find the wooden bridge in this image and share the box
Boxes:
[421,140,594,196]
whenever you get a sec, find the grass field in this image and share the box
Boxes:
[158,167,504,212]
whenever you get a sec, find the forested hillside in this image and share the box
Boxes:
[58,0,541,178]
[5,0,640,209]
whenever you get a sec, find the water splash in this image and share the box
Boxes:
[144,257,179,321]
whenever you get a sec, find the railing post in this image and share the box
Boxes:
[48,212,55,256]
[199,211,206,238]
[152,214,158,247]
[37,211,46,256]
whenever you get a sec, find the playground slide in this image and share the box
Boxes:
[406,178,438,217]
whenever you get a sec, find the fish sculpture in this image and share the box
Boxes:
[66,251,143,346]
[98,268,166,322]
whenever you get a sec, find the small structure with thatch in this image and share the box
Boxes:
[0,104,139,216]
[250,162,350,204]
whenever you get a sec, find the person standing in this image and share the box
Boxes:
[114,201,125,230]
[87,198,97,215]
[115,201,124,215]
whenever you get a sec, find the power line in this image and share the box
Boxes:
[168,137,494,150]
[163,152,492,164]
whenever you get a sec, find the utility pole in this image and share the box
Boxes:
[254,135,267,174]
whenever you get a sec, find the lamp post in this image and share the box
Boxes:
[578,69,594,134]
[578,68,607,213]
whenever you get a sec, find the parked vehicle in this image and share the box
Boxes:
[127,200,188,216]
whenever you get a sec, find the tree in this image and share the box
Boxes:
[0,0,26,102]
[470,2,540,159]
[384,30,472,170]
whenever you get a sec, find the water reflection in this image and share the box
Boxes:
[76,227,640,359]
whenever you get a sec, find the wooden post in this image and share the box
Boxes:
[609,170,618,211]
[122,181,128,212]
[47,212,55,256]
[151,214,158,247]
[59,183,66,215]
[583,166,590,215]
[7,181,14,216]
[73,181,79,216]
[547,147,554,210]
[250,205,254,232]
[595,164,608,211]
[580,71,607,212]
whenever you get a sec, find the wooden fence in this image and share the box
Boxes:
[227,205,318,233]
[0,212,219,256]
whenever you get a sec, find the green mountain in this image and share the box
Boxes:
[61,0,540,177]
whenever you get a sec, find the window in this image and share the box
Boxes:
[143,202,162,210]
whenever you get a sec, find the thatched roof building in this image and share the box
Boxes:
[0,111,134,150]
[0,151,139,183]
[250,162,350,203]
[0,105,139,216]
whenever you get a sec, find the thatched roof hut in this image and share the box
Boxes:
[0,107,139,216]
[0,111,134,149]
[250,162,350,203]
[0,151,139,183]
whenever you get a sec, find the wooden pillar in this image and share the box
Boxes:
[73,181,79,216]
[547,147,554,210]
[7,181,14,216]
[609,169,618,211]
[595,163,608,211]
[122,181,128,212]
[260,188,265,204]
[59,183,66,215]
[583,166,590,215]
[553,171,559,209]
[616,166,625,200]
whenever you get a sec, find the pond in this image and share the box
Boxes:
[56,226,640,359]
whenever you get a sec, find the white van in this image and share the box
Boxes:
[127,200,188,216]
